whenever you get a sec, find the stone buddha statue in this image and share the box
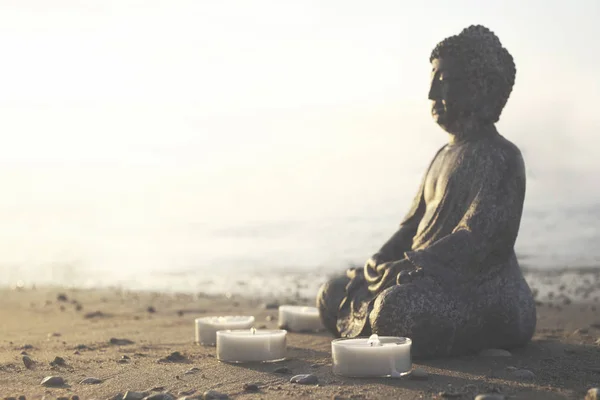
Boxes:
[317,25,536,358]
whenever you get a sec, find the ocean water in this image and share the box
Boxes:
[1,150,599,298]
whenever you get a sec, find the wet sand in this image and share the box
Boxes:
[1,270,600,399]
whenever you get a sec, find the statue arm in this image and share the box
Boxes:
[403,149,525,282]
[375,172,427,263]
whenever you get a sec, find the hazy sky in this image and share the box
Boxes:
[0,0,598,168]
[0,1,599,281]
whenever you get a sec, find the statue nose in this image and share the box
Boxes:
[428,81,440,101]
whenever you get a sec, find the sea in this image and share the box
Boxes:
[1,105,599,298]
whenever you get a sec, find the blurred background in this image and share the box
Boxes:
[0,0,599,295]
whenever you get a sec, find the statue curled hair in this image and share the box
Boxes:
[430,25,516,123]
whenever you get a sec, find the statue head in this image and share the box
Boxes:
[428,25,516,134]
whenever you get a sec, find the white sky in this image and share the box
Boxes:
[0,0,599,279]
[0,0,598,167]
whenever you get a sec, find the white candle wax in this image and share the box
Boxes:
[195,316,255,346]
[332,334,412,377]
[278,305,324,332]
[216,329,287,363]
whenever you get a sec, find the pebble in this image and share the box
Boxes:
[475,395,505,400]
[147,306,157,313]
[274,367,292,374]
[80,377,103,384]
[586,388,599,400]
[110,338,135,345]
[439,391,464,398]
[158,351,187,363]
[290,374,319,384]
[478,349,512,357]
[264,302,280,310]
[511,369,535,380]
[18,397,26,400]
[407,368,429,380]
[57,293,69,302]
[84,311,106,319]
[71,396,80,400]
[184,367,200,375]
[40,376,65,387]
[22,355,34,369]
[142,393,175,400]
[122,392,149,400]
[50,356,67,366]
[243,383,259,392]
[202,390,228,399]
[177,389,196,396]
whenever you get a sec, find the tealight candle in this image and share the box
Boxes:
[195,316,255,346]
[278,305,324,332]
[331,334,412,377]
[216,328,287,363]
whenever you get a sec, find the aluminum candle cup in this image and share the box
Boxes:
[278,305,324,332]
[331,334,412,377]
[195,316,255,346]
[216,328,287,363]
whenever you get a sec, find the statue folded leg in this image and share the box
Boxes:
[316,274,350,337]
[368,263,536,358]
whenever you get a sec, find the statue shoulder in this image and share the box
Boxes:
[487,134,526,175]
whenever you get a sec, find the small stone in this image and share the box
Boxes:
[478,348,512,357]
[290,374,318,384]
[50,356,67,366]
[80,377,103,384]
[264,302,280,310]
[4,397,17,400]
[71,396,80,400]
[84,310,106,319]
[22,355,34,369]
[18,396,26,400]
[586,388,599,400]
[408,368,429,380]
[142,393,175,400]
[243,383,259,392]
[40,376,65,387]
[274,367,292,374]
[475,395,505,400]
[439,392,464,398]
[110,337,135,345]
[20,344,33,350]
[184,367,200,375]
[122,355,131,360]
[48,332,62,338]
[203,390,228,399]
[147,306,156,313]
[177,389,196,396]
[150,387,165,392]
[57,293,68,302]
[56,397,69,400]
[158,351,187,363]
[74,344,91,350]
[122,392,149,400]
[512,369,535,379]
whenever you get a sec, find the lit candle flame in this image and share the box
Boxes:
[367,334,381,347]
[251,327,256,335]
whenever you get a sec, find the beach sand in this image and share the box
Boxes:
[1,270,600,400]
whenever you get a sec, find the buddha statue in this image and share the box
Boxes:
[316,25,536,358]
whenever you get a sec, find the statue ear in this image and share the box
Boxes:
[476,73,502,122]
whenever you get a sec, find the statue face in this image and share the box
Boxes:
[428,57,475,133]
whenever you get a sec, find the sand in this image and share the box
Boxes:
[1,270,600,400]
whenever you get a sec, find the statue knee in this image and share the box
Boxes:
[316,274,350,336]
[369,284,409,336]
